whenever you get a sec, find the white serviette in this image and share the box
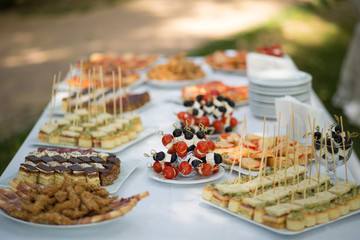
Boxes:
[246,52,297,78]
[275,96,325,139]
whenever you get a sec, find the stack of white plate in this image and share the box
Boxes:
[248,70,312,119]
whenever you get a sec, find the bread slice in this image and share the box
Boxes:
[337,204,350,216]
[202,185,213,201]
[286,218,305,231]
[228,198,241,213]
[326,207,340,220]
[304,213,316,227]
[315,211,329,224]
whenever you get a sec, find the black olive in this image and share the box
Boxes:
[170,153,178,163]
[218,106,226,113]
[184,131,193,140]
[196,131,205,139]
[196,95,203,102]
[191,159,202,168]
[225,126,233,132]
[184,100,194,107]
[214,153,222,164]
[154,151,165,161]
[205,101,213,107]
[173,128,182,137]
[314,131,321,140]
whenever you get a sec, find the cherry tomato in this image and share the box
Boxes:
[167,145,176,154]
[174,167,179,177]
[179,161,192,175]
[199,116,210,127]
[153,161,163,173]
[197,141,209,154]
[177,150,187,158]
[213,120,224,133]
[230,117,238,127]
[212,164,220,174]
[207,140,216,151]
[175,141,187,154]
[162,166,176,179]
[162,134,174,147]
[194,147,206,159]
[177,111,187,121]
[198,163,213,176]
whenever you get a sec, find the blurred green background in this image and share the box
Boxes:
[0,0,359,174]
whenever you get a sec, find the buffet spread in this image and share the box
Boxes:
[1,49,360,240]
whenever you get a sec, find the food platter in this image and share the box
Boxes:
[146,77,207,88]
[0,206,124,229]
[30,126,157,153]
[0,156,139,194]
[146,166,225,184]
[201,199,360,235]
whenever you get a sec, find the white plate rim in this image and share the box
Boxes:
[146,166,225,184]
[29,126,157,154]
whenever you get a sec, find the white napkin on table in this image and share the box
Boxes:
[246,52,297,78]
[275,96,325,139]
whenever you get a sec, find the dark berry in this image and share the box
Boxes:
[205,101,213,107]
[187,145,195,152]
[173,129,182,137]
[184,131,193,140]
[314,132,321,140]
[196,131,205,139]
[191,159,202,168]
[170,153,178,163]
[225,126,233,132]
[214,153,222,164]
[334,125,342,133]
[218,106,226,113]
[333,134,342,144]
[327,146,338,154]
[184,100,194,107]
[196,95,203,102]
[154,151,165,161]
[192,109,199,116]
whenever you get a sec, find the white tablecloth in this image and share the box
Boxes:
[1,69,360,240]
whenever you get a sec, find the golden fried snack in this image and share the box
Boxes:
[0,178,149,225]
[147,53,205,81]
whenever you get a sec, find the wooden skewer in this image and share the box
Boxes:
[244,116,252,182]
[238,124,245,179]
[66,64,73,115]
[92,68,98,130]
[258,117,267,182]
[330,128,339,185]
[87,69,91,120]
[272,125,278,194]
[304,130,308,199]
[307,114,313,183]
[118,66,123,117]
[284,124,289,190]
[49,75,56,124]
[99,66,108,126]
[112,70,117,119]
[340,116,348,182]
[323,126,328,192]
[262,126,269,195]
[296,119,300,187]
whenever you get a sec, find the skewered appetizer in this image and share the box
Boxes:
[38,110,143,149]
[147,53,205,81]
[0,178,148,225]
[313,122,357,168]
[19,147,121,186]
[181,81,248,103]
[62,88,150,114]
[214,133,312,170]
[202,168,360,231]
[147,127,222,180]
[177,94,238,135]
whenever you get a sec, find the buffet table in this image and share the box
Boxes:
[1,65,360,240]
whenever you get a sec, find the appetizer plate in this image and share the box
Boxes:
[29,126,157,154]
[201,199,360,235]
[146,76,206,89]
[0,157,139,195]
[0,207,124,229]
[146,166,225,184]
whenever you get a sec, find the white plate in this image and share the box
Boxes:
[201,199,360,235]
[29,126,157,154]
[249,70,312,87]
[249,91,310,104]
[0,208,125,229]
[0,157,139,195]
[146,166,225,184]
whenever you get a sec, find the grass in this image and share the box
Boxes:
[0,0,359,175]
